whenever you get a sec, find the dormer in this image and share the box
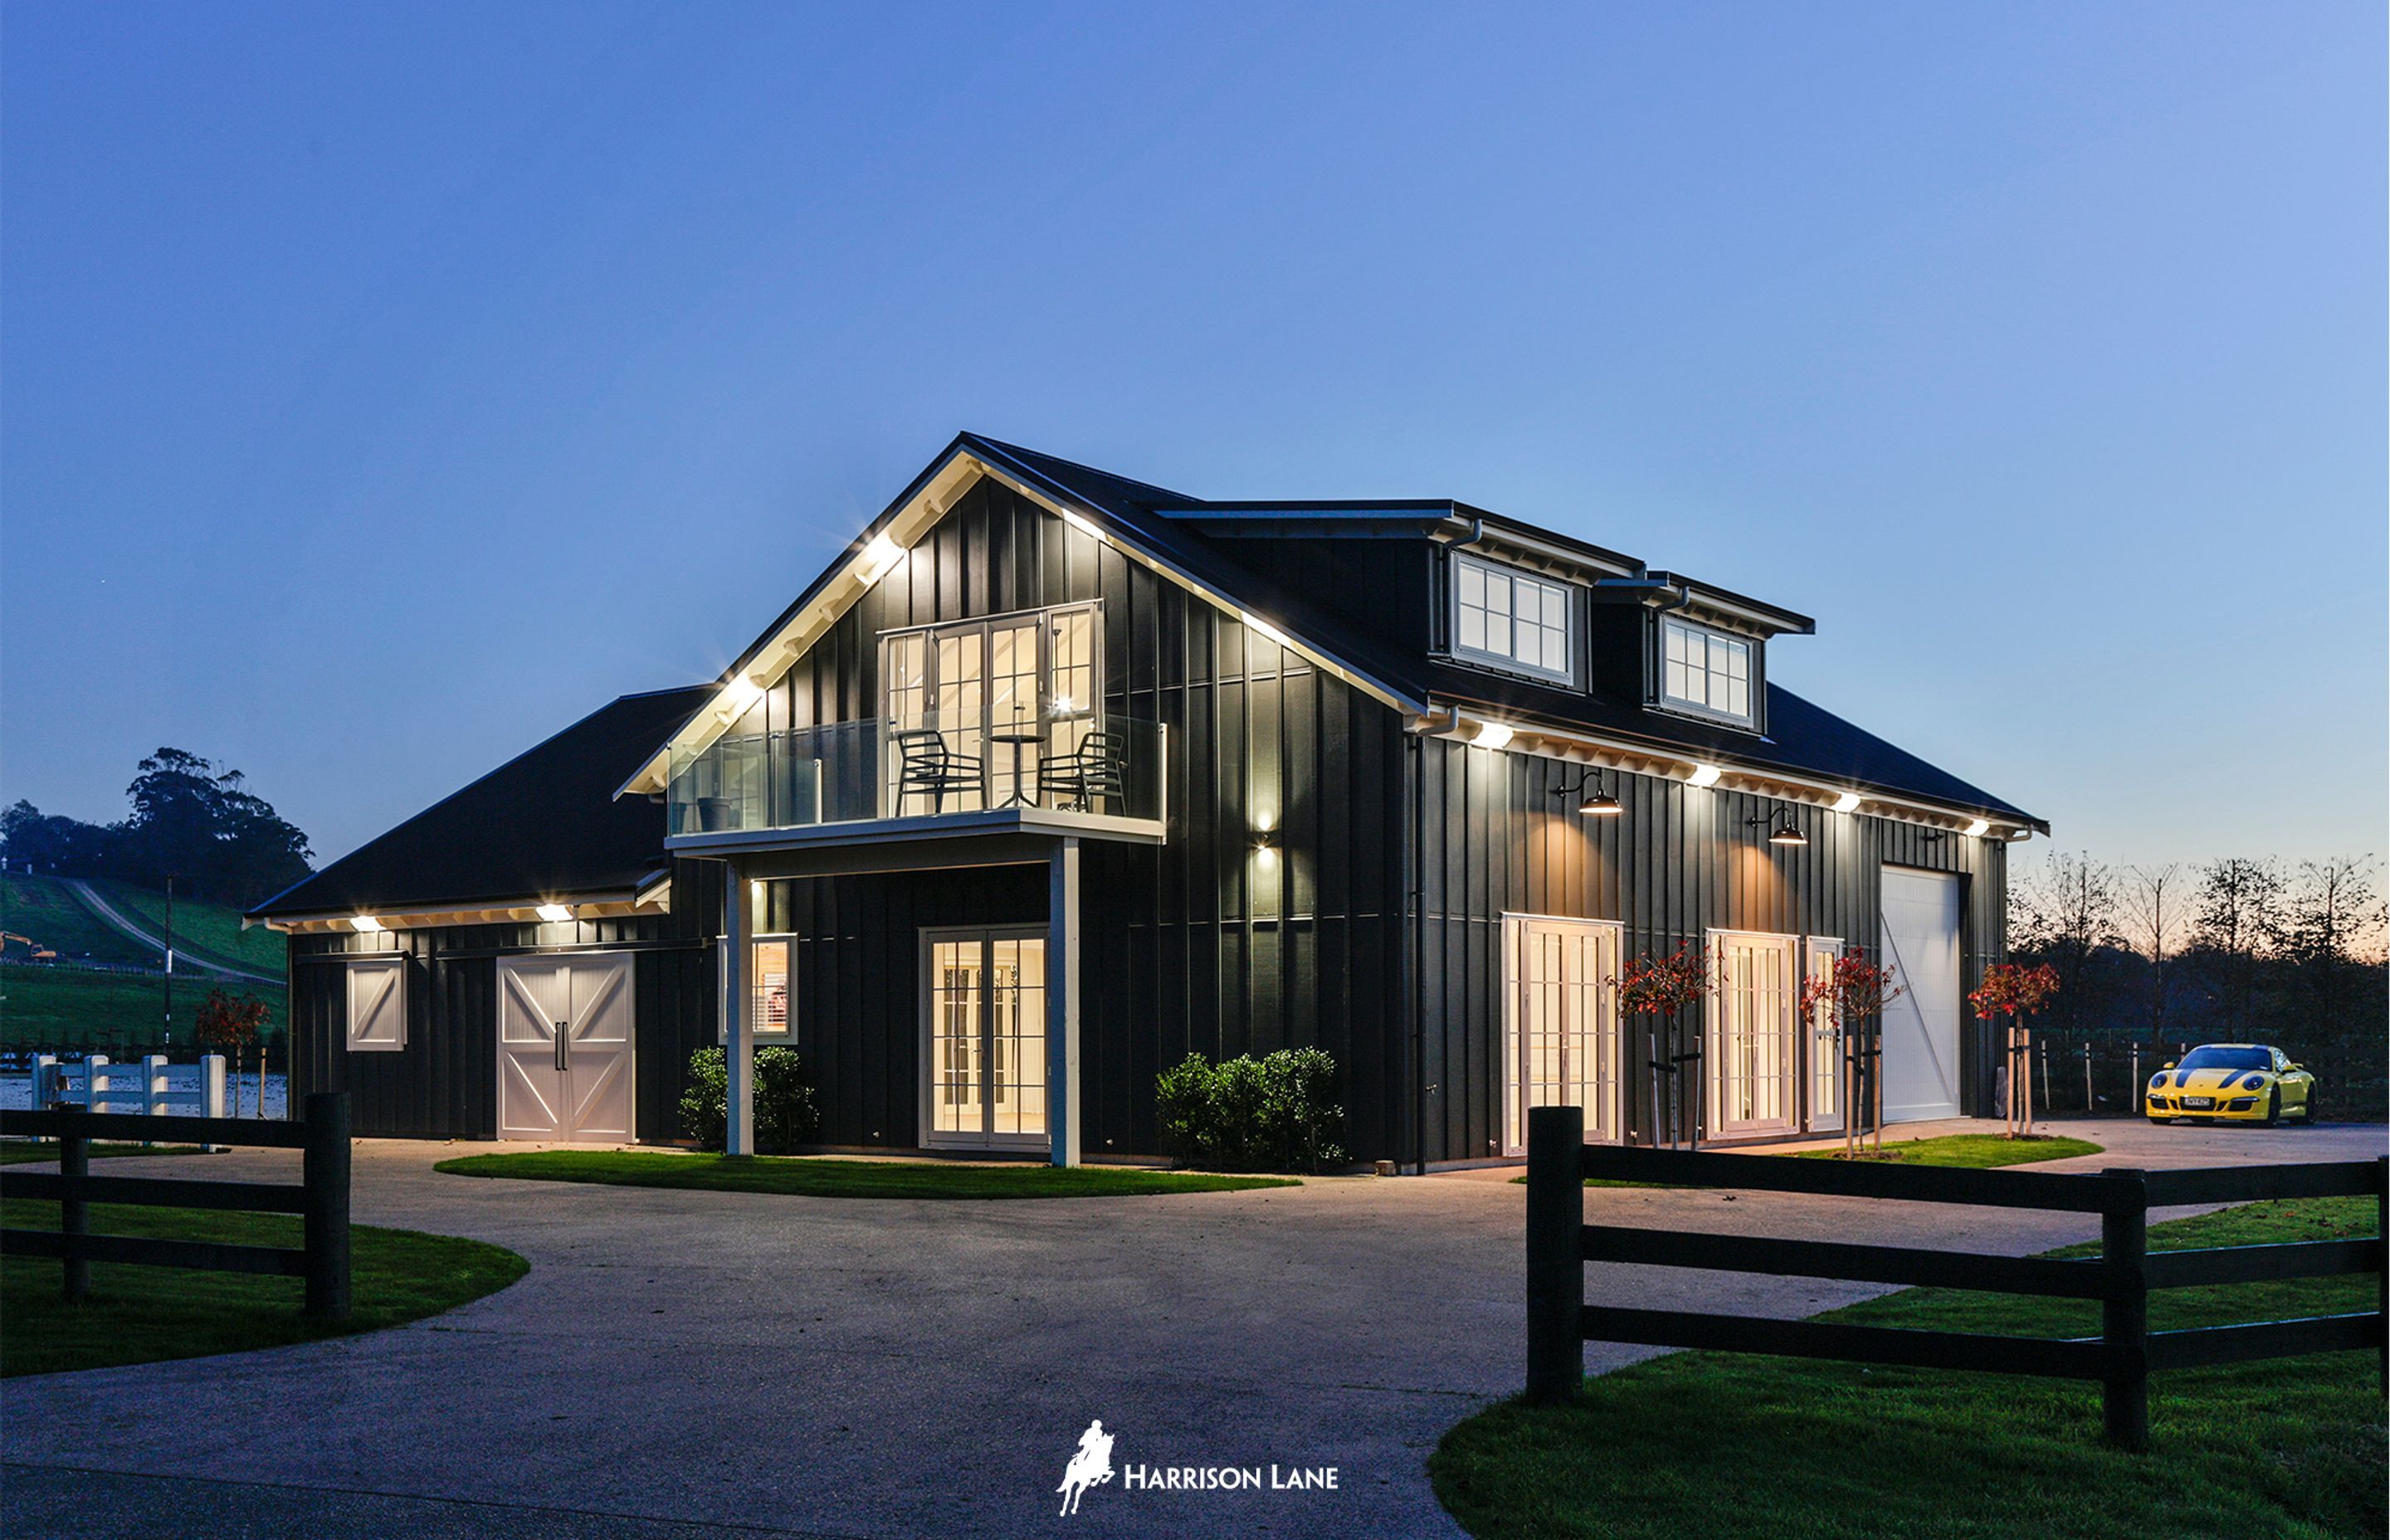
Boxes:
[1586,573,1813,735]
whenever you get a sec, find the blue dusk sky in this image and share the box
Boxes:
[2,2,2382,873]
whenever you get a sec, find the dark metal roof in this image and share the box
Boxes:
[248,685,711,919]
[964,435,2038,829]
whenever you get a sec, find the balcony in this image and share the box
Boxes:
[664,714,1168,851]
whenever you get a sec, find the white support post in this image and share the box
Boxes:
[721,858,754,1157]
[1047,836,1082,1168]
[143,1054,169,1117]
[202,1054,228,1148]
[84,1055,110,1109]
[32,1054,56,1110]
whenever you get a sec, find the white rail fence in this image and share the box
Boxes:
[26,1053,231,1148]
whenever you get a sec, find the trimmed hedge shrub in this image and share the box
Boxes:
[1155,1048,1345,1172]
[680,1045,822,1153]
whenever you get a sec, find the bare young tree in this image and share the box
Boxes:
[2118,863,2186,1045]
[2011,851,2122,1036]
[2192,857,2285,1039]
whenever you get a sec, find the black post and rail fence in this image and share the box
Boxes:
[1524,1104,2387,1449]
[0,1092,351,1318]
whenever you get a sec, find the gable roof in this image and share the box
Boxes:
[622,434,2042,833]
[248,685,710,920]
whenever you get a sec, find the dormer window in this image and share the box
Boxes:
[1659,616,1755,726]
[1451,553,1579,685]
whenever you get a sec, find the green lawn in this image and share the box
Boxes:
[1793,1133,2105,1167]
[95,878,285,977]
[1517,1132,2105,1189]
[0,1142,198,1165]
[437,1148,1301,1199]
[0,965,288,1047]
[2,1199,527,1377]
[0,875,154,969]
[1431,1196,2384,1540]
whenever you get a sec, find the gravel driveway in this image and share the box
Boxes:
[5,1118,2381,1539]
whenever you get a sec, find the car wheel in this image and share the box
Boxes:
[2259,1091,2280,1128]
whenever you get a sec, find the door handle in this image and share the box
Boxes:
[555,1022,568,1074]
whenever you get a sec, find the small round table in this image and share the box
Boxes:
[989,730,1043,807]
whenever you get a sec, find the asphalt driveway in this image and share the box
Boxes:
[6,1118,2382,1540]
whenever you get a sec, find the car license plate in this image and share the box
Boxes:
[2183,1097,2213,1109]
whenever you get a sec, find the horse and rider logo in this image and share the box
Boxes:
[1057,1419,1115,1516]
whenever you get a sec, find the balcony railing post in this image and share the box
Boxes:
[1526,1103,1585,1402]
[2100,1168,2149,1450]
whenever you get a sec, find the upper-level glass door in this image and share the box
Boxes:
[879,603,1102,817]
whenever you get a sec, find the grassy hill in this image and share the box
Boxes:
[1,967,288,1048]
[94,879,285,977]
[0,875,154,968]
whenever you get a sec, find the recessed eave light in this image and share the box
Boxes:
[535,904,573,924]
[857,533,905,585]
[1964,819,1990,838]
[1244,612,1294,650]
[1471,719,1514,750]
[1832,792,1862,814]
[350,915,385,933]
[1686,763,1722,788]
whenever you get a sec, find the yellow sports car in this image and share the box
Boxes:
[2146,1044,2315,1126]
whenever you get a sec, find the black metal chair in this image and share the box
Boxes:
[1036,729,1126,813]
[891,729,983,814]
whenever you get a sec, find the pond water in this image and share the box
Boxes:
[2,1065,290,1120]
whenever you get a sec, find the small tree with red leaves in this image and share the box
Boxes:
[1611,945,1713,1146]
[1799,953,1905,1156]
[1970,962,2061,1138]
[195,987,269,1117]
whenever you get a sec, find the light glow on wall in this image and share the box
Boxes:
[1471,719,1514,750]
[350,915,384,933]
[536,904,573,923]
[1832,792,1862,814]
[1686,763,1722,788]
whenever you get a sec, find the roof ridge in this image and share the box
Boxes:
[960,433,1202,507]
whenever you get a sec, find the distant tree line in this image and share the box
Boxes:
[2009,850,2387,1108]
[2,748,313,909]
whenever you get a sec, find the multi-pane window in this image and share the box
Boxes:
[1661,616,1753,724]
[879,603,1103,814]
[750,937,793,1039]
[1452,553,1577,683]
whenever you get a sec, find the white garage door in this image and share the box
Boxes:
[1878,868,1962,1123]
[498,953,636,1142]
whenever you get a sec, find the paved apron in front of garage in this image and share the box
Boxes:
[6,1119,2382,1540]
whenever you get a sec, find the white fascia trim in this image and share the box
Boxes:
[262,886,661,934]
[621,451,1430,798]
[1416,707,2038,841]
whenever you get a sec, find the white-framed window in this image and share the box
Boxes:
[345,956,407,1053]
[1660,616,1754,725]
[1451,553,1578,684]
[751,935,795,1040]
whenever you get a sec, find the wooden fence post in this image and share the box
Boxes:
[2100,1168,2149,1450]
[58,1104,90,1302]
[1525,1104,1584,1403]
[301,1092,351,1319]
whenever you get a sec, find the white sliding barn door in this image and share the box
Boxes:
[1502,915,1623,1155]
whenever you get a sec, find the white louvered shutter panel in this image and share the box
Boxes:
[347,957,407,1052]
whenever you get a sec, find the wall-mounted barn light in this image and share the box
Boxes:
[1558,767,1623,816]
[1749,811,1809,847]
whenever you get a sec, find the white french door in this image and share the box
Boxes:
[1707,931,1797,1138]
[1502,915,1624,1154]
[1804,937,1845,1133]
[497,953,636,1142]
[880,604,1103,816]
[921,927,1048,1149]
